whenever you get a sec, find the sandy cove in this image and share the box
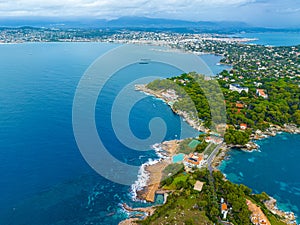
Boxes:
[118,140,180,225]
[137,140,180,202]
[133,83,300,224]
[138,161,169,202]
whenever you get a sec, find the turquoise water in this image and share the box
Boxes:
[220,133,300,223]
[172,153,185,163]
[0,42,226,224]
[234,32,300,46]
[2,41,297,224]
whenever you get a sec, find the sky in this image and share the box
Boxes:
[0,0,300,27]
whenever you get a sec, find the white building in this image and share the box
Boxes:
[229,84,249,93]
[205,136,223,145]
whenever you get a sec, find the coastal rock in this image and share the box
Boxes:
[264,197,297,225]
[118,218,139,225]
[118,204,157,225]
[135,84,206,133]
[227,141,259,152]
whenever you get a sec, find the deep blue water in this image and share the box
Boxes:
[220,133,300,223]
[0,42,227,224]
[233,32,300,46]
[2,41,297,225]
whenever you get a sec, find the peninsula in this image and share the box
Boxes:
[120,36,299,225]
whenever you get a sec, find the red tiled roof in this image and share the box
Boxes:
[236,103,244,109]
[257,89,267,97]
[185,154,203,165]
[221,203,228,211]
[240,124,247,129]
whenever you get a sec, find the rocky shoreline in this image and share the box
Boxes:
[135,83,300,153]
[119,84,300,225]
[136,140,180,202]
[118,140,180,225]
[119,203,157,225]
[235,124,300,152]
[135,84,206,133]
[265,197,297,225]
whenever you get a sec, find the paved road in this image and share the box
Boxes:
[206,143,222,173]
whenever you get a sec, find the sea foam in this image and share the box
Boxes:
[130,143,168,201]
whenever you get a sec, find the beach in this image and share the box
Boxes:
[136,140,180,202]
[119,140,181,224]
[124,83,300,225]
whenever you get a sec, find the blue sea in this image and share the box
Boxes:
[1,41,298,224]
[0,42,228,225]
[233,31,300,46]
[220,133,300,223]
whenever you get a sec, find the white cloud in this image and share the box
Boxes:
[276,7,300,14]
[0,0,256,17]
[0,0,299,27]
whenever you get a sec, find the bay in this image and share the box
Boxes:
[233,31,300,46]
[0,42,225,224]
[219,133,300,223]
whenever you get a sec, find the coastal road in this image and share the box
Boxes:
[206,143,222,173]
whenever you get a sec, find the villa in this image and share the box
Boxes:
[229,83,249,93]
[161,89,178,102]
[236,103,244,109]
[221,202,229,220]
[240,123,248,130]
[183,153,204,168]
[236,102,245,113]
[256,89,268,99]
[205,136,223,145]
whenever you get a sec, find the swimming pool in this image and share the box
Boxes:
[172,153,185,163]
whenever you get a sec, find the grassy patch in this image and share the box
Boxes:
[268,215,287,225]
[162,164,184,181]
[140,195,213,225]
[163,174,188,190]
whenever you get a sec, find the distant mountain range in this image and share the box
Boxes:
[0,16,299,33]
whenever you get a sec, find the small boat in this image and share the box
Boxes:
[139,58,151,64]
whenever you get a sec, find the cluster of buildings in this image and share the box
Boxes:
[183,152,205,169]
[194,41,300,83]
[246,199,271,225]
[161,89,178,105]
[204,135,223,144]
[229,83,249,93]
[2,27,299,86]
[229,83,269,99]
[0,28,111,43]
